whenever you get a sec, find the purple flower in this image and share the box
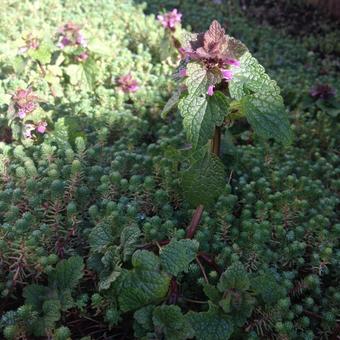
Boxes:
[57,36,71,49]
[309,84,336,100]
[117,74,139,93]
[75,32,87,47]
[75,52,89,62]
[36,121,48,134]
[207,85,215,96]
[18,109,26,119]
[225,58,240,67]
[12,88,39,119]
[221,69,233,80]
[157,9,182,30]
[57,22,87,49]
[179,68,187,77]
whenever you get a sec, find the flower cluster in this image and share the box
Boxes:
[57,22,87,49]
[23,121,48,139]
[309,84,336,100]
[180,20,246,96]
[117,74,139,93]
[18,33,39,54]
[157,9,182,30]
[11,88,40,119]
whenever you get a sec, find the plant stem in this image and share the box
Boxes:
[186,204,204,239]
[211,126,221,156]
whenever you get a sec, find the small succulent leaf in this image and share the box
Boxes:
[181,150,225,207]
[49,256,84,290]
[152,305,194,340]
[118,250,171,312]
[252,272,285,305]
[23,284,49,310]
[217,262,250,292]
[186,305,233,340]
[160,239,199,276]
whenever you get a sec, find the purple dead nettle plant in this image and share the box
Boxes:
[57,22,87,49]
[157,9,182,30]
[57,21,89,62]
[179,20,243,97]
[117,74,139,93]
[162,20,292,211]
[309,84,336,101]
[10,88,40,119]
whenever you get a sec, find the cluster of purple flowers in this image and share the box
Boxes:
[11,88,39,119]
[57,22,87,49]
[23,121,48,138]
[178,21,245,96]
[57,22,89,62]
[157,9,182,30]
[117,74,139,93]
[309,84,336,100]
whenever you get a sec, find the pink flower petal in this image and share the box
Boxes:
[207,85,215,96]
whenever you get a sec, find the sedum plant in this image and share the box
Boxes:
[163,20,292,208]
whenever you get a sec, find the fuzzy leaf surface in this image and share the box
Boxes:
[187,305,233,340]
[229,52,292,144]
[160,239,199,276]
[118,250,171,312]
[181,151,225,207]
[153,305,194,340]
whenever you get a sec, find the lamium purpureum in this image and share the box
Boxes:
[162,20,292,209]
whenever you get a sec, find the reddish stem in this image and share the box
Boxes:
[186,204,204,239]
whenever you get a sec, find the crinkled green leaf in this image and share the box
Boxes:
[160,239,199,276]
[49,256,84,290]
[153,305,194,340]
[187,305,233,340]
[182,150,225,208]
[240,92,292,144]
[89,222,116,252]
[217,262,249,292]
[65,59,97,90]
[179,91,229,148]
[118,250,171,312]
[229,52,279,100]
[203,283,221,303]
[134,305,155,331]
[99,266,121,291]
[186,62,208,96]
[229,52,292,144]
[120,225,141,261]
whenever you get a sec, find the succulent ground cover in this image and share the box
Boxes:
[0,0,339,339]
